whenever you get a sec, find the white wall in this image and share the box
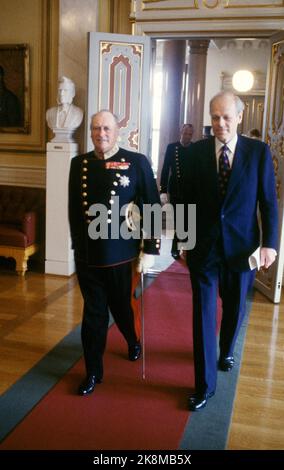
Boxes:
[203,39,270,126]
[59,0,99,150]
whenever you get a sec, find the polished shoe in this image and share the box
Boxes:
[188,391,215,412]
[171,251,180,260]
[218,355,235,372]
[128,342,142,361]
[78,375,102,396]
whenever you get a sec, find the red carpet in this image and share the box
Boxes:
[0,261,207,450]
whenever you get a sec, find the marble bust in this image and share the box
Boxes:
[46,76,83,143]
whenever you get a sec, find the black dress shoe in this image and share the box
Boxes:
[188,391,215,411]
[78,375,102,396]
[218,356,235,372]
[171,251,180,260]
[128,343,142,361]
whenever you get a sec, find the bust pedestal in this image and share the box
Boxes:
[45,141,77,275]
[50,128,77,143]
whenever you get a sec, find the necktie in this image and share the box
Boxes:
[218,144,231,200]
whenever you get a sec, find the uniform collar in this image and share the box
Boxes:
[94,143,119,160]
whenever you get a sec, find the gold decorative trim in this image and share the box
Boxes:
[0,0,49,152]
[273,39,284,48]
[202,0,221,8]
[142,5,198,10]
[131,15,284,22]
[100,40,146,49]
[272,50,284,131]
[265,39,284,137]
[134,28,278,37]
[142,0,283,3]
[141,0,284,10]
[226,3,283,8]
[136,23,275,34]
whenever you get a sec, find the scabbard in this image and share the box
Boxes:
[140,271,146,380]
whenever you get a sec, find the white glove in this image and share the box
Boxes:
[160,193,168,205]
[136,253,155,273]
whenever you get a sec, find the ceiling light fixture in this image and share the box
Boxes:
[232,70,254,92]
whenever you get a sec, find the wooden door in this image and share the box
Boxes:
[86,32,151,156]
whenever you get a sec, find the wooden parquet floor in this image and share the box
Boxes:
[0,261,284,449]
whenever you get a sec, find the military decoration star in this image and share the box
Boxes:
[119,175,130,187]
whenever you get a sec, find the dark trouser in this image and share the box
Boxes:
[171,233,179,254]
[170,196,181,254]
[75,260,139,379]
[189,251,255,395]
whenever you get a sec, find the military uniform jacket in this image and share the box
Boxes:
[69,147,161,267]
[160,142,191,200]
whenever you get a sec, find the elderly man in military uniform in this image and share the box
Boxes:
[160,123,194,259]
[69,110,161,396]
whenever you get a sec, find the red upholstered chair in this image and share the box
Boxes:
[0,186,39,276]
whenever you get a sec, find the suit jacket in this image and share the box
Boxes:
[69,147,161,267]
[183,135,278,271]
[160,142,191,200]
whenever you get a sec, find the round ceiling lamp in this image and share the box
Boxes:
[232,70,254,92]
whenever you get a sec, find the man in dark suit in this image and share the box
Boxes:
[69,110,161,396]
[182,91,278,411]
[160,123,194,259]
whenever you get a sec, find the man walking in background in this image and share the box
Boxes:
[160,124,194,259]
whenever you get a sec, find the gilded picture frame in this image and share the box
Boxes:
[0,44,30,134]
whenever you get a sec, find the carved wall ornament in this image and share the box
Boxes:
[272,44,284,132]
[202,0,230,7]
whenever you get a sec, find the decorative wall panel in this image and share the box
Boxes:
[87,32,151,155]
[136,0,283,12]
[255,37,284,303]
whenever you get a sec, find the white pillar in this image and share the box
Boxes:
[45,142,77,275]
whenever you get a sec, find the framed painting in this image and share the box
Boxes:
[0,44,30,134]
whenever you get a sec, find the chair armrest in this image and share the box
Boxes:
[22,211,37,245]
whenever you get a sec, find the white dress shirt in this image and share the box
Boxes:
[215,134,238,171]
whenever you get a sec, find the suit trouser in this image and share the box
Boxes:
[75,260,139,379]
[189,256,255,395]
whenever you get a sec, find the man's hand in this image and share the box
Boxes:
[260,247,277,269]
[136,253,155,273]
[160,193,168,206]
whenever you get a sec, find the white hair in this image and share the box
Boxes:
[90,110,119,129]
[210,91,244,114]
